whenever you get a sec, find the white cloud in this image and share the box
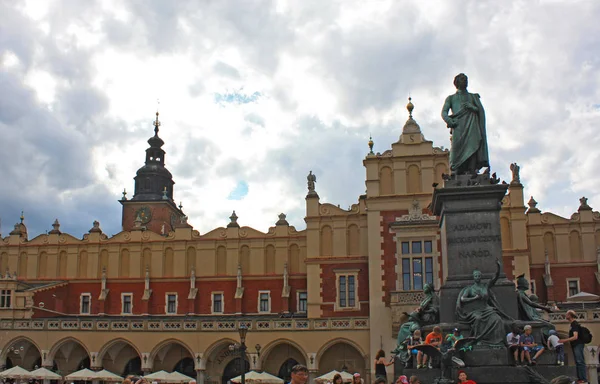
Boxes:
[1,0,600,237]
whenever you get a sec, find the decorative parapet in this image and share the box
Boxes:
[390,291,425,305]
[0,317,369,332]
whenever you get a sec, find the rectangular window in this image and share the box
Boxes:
[259,292,270,313]
[567,280,579,297]
[80,294,91,314]
[402,259,411,291]
[413,259,423,290]
[298,292,307,313]
[0,290,12,308]
[424,240,433,254]
[122,294,132,314]
[212,293,223,313]
[339,276,347,307]
[425,257,434,285]
[412,241,422,254]
[166,294,177,314]
[337,272,358,309]
[401,242,410,255]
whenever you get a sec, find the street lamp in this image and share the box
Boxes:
[229,325,249,384]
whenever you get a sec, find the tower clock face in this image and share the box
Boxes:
[135,206,152,224]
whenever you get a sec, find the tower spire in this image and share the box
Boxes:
[153,111,161,136]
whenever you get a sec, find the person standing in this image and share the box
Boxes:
[559,310,587,383]
[374,349,394,380]
[547,330,565,366]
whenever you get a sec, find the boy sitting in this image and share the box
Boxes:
[404,329,424,368]
[423,326,443,369]
[506,325,522,366]
[521,325,544,365]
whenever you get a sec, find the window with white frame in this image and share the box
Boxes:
[166,293,177,314]
[0,290,12,308]
[298,291,307,313]
[121,293,133,314]
[80,294,91,314]
[400,240,434,291]
[258,291,271,313]
[567,279,580,297]
[335,269,359,310]
[212,292,223,314]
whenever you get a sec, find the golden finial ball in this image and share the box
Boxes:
[406,97,414,115]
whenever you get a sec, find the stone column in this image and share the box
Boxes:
[585,346,598,384]
[196,370,206,384]
[308,370,318,384]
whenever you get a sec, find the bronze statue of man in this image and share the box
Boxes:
[441,74,489,175]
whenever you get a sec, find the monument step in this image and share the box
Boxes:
[399,366,576,384]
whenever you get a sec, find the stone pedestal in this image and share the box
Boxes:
[431,176,517,324]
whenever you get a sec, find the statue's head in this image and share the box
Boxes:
[423,283,433,294]
[530,294,539,303]
[454,73,468,90]
[472,269,482,283]
[516,274,529,291]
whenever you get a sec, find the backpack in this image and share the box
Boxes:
[579,325,593,344]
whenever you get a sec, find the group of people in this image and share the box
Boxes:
[397,326,463,369]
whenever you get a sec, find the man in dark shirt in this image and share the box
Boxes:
[559,310,587,383]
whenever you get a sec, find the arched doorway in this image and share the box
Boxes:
[49,338,90,375]
[2,337,42,370]
[317,341,366,377]
[260,341,307,379]
[278,358,298,383]
[174,357,196,378]
[98,339,141,377]
[222,358,249,384]
[151,340,194,376]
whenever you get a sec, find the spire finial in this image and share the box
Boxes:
[20,211,24,224]
[122,188,127,200]
[179,201,183,210]
[368,134,374,155]
[153,111,161,136]
[406,97,414,118]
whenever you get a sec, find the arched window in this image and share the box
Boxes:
[543,233,556,261]
[0,253,7,274]
[289,244,300,274]
[77,251,88,278]
[406,164,421,193]
[434,163,448,186]
[569,231,582,261]
[38,252,48,278]
[240,245,250,274]
[347,224,360,256]
[379,166,393,195]
[120,249,130,277]
[98,250,109,277]
[141,248,151,276]
[58,251,68,277]
[186,247,196,274]
[321,226,333,256]
[216,246,226,275]
[164,248,174,276]
[18,252,28,278]
[265,245,276,274]
[500,217,512,249]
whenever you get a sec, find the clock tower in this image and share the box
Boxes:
[120,112,187,234]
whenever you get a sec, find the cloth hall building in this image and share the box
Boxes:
[1,105,599,384]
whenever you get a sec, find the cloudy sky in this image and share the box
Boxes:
[1,0,599,238]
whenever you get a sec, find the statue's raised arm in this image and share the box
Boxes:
[487,258,501,288]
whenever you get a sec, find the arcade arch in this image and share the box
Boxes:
[48,337,90,375]
[150,339,195,377]
[98,339,142,377]
[1,337,42,370]
[204,339,248,384]
[259,340,307,381]
[316,339,367,376]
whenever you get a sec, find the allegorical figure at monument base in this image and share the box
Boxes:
[441,73,490,175]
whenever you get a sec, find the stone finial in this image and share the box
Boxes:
[236,264,242,289]
[122,188,128,200]
[402,97,421,135]
[543,249,553,287]
[101,267,107,288]
[48,219,61,235]
[179,201,183,210]
[190,266,196,289]
[89,220,103,233]
[283,262,289,288]
[307,171,318,197]
[509,162,521,184]
[526,196,541,214]
[276,213,289,226]
[227,211,240,228]
[144,266,150,289]
[162,186,169,200]
[407,97,414,118]
[578,196,592,211]
[368,135,374,155]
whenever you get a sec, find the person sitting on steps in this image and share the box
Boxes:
[422,326,443,369]
[521,325,545,365]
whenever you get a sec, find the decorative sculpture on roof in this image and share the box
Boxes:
[441,74,489,175]
[510,162,520,184]
[307,171,318,197]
